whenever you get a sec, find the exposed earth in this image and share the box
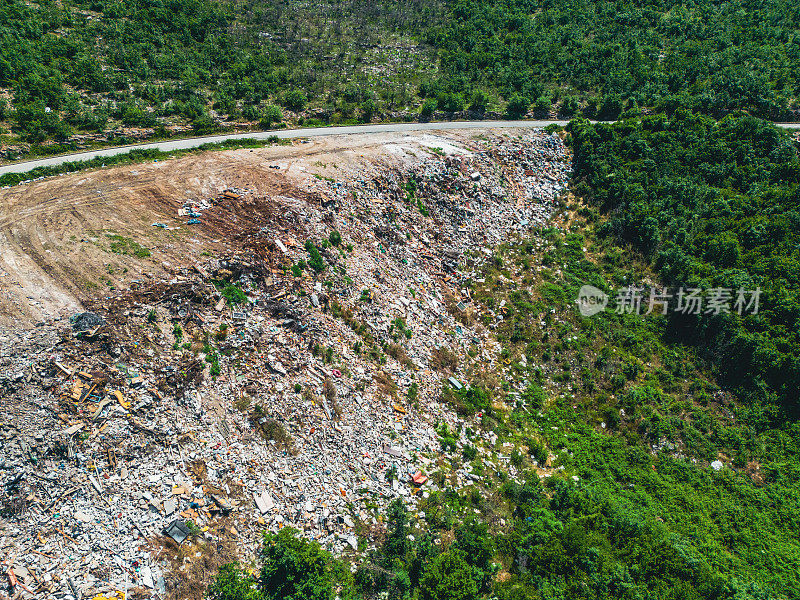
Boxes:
[0,127,572,599]
[0,129,529,327]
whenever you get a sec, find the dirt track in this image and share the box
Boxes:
[0,130,493,327]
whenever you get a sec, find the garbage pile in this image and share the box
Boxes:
[0,130,572,599]
[177,189,248,226]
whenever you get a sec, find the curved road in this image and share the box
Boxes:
[0,120,569,177]
[2,119,799,178]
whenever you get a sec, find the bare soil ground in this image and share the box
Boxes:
[0,127,574,599]
[0,130,488,328]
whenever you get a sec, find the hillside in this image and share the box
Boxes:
[2,125,799,600]
[2,0,800,597]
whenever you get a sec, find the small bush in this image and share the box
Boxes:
[282,89,307,111]
[258,418,293,448]
[220,283,247,304]
[463,445,478,460]
[431,346,458,371]
[443,384,490,415]
[305,240,325,273]
[522,382,547,409]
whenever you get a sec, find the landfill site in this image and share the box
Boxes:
[0,128,571,599]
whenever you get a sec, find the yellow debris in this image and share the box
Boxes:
[91,592,124,600]
[112,390,130,409]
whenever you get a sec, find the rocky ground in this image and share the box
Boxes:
[0,129,571,600]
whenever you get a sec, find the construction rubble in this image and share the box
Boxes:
[0,130,571,599]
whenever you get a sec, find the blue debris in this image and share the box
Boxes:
[448,377,463,390]
[187,218,201,225]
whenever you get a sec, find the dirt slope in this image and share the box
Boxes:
[0,131,480,327]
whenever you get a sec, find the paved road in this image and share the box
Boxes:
[2,119,799,177]
[0,120,571,177]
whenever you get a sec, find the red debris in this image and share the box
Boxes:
[410,471,428,486]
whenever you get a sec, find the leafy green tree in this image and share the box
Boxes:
[259,105,283,129]
[260,528,334,600]
[454,520,494,572]
[389,569,411,600]
[505,94,529,118]
[207,563,261,600]
[242,104,260,121]
[283,90,307,112]
[385,499,411,559]
[192,114,219,134]
[598,94,623,119]
[14,102,71,142]
[119,103,149,126]
[51,118,72,142]
[438,92,463,112]
[215,93,237,118]
[21,119,45,144]
[569,113,800,416]
[705,231,741,267]
[14,72,67,110]
[69,55,110,93]
[360,97,376,122]
[343,83,365,103]
[522,382,546,409]
[408,533,434,587]
[420,551,478,600]
[454,385,490,414]
[559,96,578,116]
[220,283,247,304]
[420,98,437,119]
[469,89,489,112]
[533,96,551,116]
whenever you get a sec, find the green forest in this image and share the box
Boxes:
[1,0,799,158]
[569,112,800,418]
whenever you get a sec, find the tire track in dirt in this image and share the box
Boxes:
[0,130,491,327]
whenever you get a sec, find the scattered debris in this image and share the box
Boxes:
[163,519,192,544]
[70,312,106,333]
[410,471,429,486]
[0,130,572,599]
